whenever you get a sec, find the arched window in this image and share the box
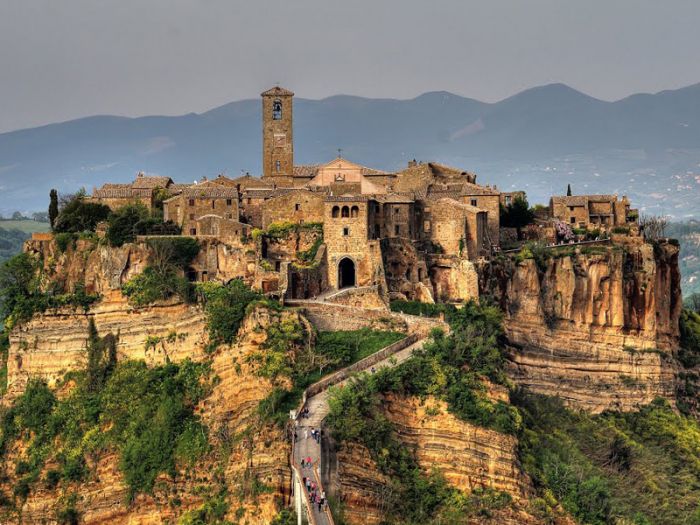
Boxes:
[332,206,340,218]
[275,160,281,173]
[350,205,359,218]
[272,99,282,120]
[341,206,350,218]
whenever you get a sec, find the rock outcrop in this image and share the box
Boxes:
[329,394,572,525]
[480,241,682,412]
[1,304,298,524]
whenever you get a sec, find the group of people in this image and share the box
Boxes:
[305,426,321,444]
[302,475,327,514]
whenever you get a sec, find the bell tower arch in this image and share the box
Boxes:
[261,86,294,185]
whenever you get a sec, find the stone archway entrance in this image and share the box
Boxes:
[338,257,356,288]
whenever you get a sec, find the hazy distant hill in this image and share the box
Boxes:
[1,83,699,216]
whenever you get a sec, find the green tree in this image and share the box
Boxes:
[105,203,149,246]
[0,253,40,324]
[48,189,59,228]
[53,193,110,233]
[567,184,572,196]
[500,196,535,229]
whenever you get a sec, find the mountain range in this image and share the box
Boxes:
[1,82,699,217]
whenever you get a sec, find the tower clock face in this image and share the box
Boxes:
[274,133,286,147]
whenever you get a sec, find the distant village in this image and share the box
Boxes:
[76,86,640,303]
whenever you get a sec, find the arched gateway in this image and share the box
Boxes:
[338,257,356,288]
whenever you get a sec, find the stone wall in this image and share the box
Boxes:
[324,199,383,289]
[261,189,325,229]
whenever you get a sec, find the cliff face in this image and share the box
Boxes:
[6,293,208,398]
[2,302,296,524]
[480,241,682,412]
[330,394,572,525]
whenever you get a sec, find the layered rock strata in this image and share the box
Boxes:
[480,241,682,412]
[1,306,298,524]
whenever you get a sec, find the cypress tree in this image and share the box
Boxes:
[48,189,59,229]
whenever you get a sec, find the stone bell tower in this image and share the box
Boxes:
[261,86,294,185]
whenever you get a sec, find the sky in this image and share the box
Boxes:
[1,0,699,134]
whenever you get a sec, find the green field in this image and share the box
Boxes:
[0,220,50,234]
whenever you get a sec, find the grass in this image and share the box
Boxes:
[0,220,50,234]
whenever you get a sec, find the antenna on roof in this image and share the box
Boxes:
[337,148,343,158]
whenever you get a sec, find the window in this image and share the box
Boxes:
[350,205,359,218]
[247,198,252,205]
[295,203,301,211]
[332,206,340,218]
[570,217,576,224]
[341,206,350,218]
[211,200,215,209]
[343,227,349,236]
[226,199,232,206]
[190,228,197,235]
[189,213,195,220]
[189,199,195,206]
[272,99,282,120]
[471,199,478,207]
[275,160,281,173]
[394,225,400,236]
[394,207,399,215]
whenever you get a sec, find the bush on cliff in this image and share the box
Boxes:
[325,300,520,522]
[516,393,700,525]
[679,309,700,368]
[0,350,211,501]
[196,279,261,346]
[53,192,110,234]
[105,203,180,247]
[121,237,200,306]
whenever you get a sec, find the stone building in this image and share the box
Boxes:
[90,172,177,211]
[323,196,384,290]
[261,86,295,186]
[550,194,636,228]
[428,198,488,259]
[163,181,240,236]
[261,188,326,229]
[88,85,571,306]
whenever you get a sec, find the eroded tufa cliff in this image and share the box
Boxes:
[2,295,298,523]
[329,394,573,525]
[480,241,682,412]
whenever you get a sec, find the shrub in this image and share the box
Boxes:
[122,266,193,306]
[105,203,149,246]
[389,300,455,319]
[197,280,261,345]
[679,309,700,368]
[55,232,77,253]
[612,226,631,235]
[121,238,199,306]
[53,194,110,234]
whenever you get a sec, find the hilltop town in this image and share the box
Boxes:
[0,87,692,525]
[78,85,640,305]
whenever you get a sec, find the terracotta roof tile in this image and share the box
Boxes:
[261,86,294,96]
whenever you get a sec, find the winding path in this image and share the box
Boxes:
[290,336,429,524]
